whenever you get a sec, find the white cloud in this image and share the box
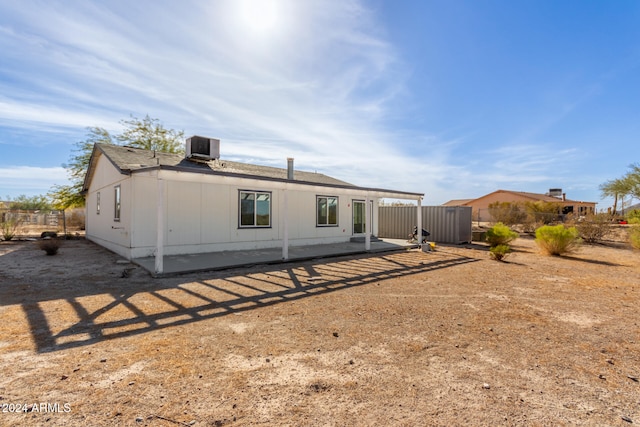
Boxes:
[0,1,434,199]
[2,0,599,206]
[0,166,68,198]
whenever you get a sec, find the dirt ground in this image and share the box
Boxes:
[0,233,638,426]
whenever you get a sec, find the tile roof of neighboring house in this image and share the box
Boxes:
[443,190,596,206]
[83,144,424,198]
[442,199,474,206]
[476,189,595,204]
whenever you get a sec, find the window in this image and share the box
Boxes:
[239,191,271,227]
[96,191,101,215]
[317,196,338,226]
[114,185,121,221]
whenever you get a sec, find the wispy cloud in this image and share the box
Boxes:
[0,0,437,194]
[2,0,616,205]
[0,166,67,197]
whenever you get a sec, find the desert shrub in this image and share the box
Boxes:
[524,201,563,225]
[518,217,545,235]
[570,213,611,243]
[630,225,640,250]
[488,202,528,226]
[626,209,640,225]
[489,244,511,261]
[38,238,61,255]
[1,218,21,241]
[486,222,519,247]
[535,225,582,256]
[66,209,86,229]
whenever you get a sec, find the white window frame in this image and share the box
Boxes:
[316,196,339,227]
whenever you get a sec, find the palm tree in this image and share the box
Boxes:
[600,176,633,216]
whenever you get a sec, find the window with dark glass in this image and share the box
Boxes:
[239,191,271,227]
[97,191,101,215]
[317,196,338,226]
[114,186,121,221]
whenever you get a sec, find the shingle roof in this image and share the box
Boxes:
[82,144,426,202]
[95,143,355,187]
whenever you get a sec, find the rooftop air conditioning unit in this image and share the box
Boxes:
[186,136,220,160]
[547,188,563,198]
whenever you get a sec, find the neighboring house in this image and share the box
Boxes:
[82,137,423,272]
[443,189,596,222]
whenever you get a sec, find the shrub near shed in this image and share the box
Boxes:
[485,222,519,247]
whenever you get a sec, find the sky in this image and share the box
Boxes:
[1,0,639,209]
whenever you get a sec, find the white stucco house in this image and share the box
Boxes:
[82,137,424,273]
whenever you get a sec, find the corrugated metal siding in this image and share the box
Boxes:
[378,206,472,244]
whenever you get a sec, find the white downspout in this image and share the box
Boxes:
[155,177,165,274]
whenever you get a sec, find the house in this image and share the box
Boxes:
[443,189,596,222]
[81,137,424,273]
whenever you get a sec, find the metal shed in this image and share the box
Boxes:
[378,206,472,244]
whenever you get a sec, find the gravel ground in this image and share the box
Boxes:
[0,235,639,426]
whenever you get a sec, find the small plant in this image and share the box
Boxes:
[535,225,582,256]
[485,222,519,247]
[1,218,21,241]
[38,238,61,255]
[630,225,640,250]
[489,244,511,261]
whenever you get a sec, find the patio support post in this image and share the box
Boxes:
[282,188,289,260]
[417,197,422,248]
[365,194,371,251]
[155,177,165,274]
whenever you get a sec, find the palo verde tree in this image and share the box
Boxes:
[49,116,184,209]
[118,115,185,154]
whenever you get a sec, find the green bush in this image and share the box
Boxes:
[627,209,640,225]
[488,202,528,226]
[630,225,640,250]
[524,201,563,225]
[489,244,511,261]
[535,225,582,256]
[486,222,519,247]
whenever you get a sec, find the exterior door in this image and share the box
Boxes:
[352,200,372,235]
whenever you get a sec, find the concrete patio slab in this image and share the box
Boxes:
[133,238,417,276]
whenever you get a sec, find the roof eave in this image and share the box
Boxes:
[128,164,423,199]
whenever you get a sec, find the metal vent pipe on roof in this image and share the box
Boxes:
[287,158,294,180]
